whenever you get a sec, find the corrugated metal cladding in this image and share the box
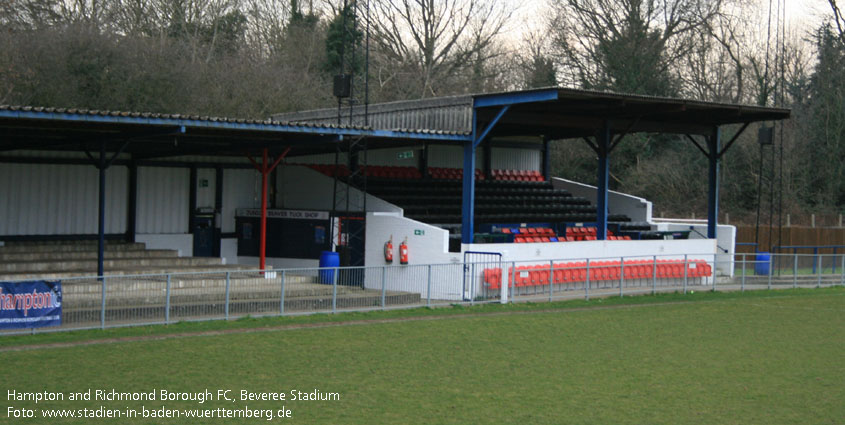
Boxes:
[491,148,540,171]
[271,96,473,132]
[366,147,422,166]
[136,167,188,234]
[287,153,347,165]
[221,169,260,233]
[0,163,127,235]
[428,145,481,168]
[196,168,216,209]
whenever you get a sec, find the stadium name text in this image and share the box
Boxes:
[8,388,341,404]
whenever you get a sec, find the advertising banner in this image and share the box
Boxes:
[0,281,62,329]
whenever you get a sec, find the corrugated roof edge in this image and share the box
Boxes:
[0,104,372,130]
[270,94,473,122]
[474,86,790,114]
[0,104,471,137]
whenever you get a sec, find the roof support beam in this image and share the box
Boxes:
[462,105,510,244]
[718,122,751,159]
[473,89,558,108]
[248,147,291,271]
[596,121,611,241]
[608,117,641,153]
[582,137,599,154]
[707,126,721,239]
[685,134,710,158]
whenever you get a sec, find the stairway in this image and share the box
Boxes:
[0,240,247,280]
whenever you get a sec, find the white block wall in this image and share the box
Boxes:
[0,163,127,235]
[136,166,189,234]
[552,177,652,222]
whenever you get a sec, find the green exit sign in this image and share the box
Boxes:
[414,229,425,236]
[398,150,414,160]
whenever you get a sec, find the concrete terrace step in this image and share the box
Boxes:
[0,241,148,254]
[0,264,255,280]
[0,256,224,273]
[0,249,179,262]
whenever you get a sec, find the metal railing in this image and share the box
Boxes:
[1,252,843,336]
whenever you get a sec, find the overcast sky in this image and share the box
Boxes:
[501,0,833,46]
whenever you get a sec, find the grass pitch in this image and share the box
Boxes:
[2,289,844,424]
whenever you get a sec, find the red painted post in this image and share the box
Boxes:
[246,147,290,273]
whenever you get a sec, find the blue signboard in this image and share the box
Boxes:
[0,281,62,329]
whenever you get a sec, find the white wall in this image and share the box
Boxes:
[653,220,736,276]
[0,163,127,235]
[196,168,216,209]
[364,212,463,300]
[288,153,346,165]
[428,145,476,168]
[490,147,541,171]
[221,238,238,265]
[137,166,189,234]
[552,177,652,222]
[465,238,716,265]
[366,147,423,166]
[222,169,260,233]
[136,234,193,257]
[276,165,401,213]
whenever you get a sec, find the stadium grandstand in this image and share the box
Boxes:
[0,88,790,301]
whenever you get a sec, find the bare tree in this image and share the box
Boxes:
[548,0,724,96]
[371,0,511,98]
[830,0,845,42]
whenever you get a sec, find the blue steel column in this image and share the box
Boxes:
[596,121,611,240]
[542,137,551,181]
[97,143,106,278]
[461,140,477,244]
[707,126,721,238]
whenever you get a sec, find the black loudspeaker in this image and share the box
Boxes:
[758,126,774,145]
[333,74,351,98]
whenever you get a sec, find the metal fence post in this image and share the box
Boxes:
[426,264,432,307]
[549,260,554,303]
[817,255,822,288]
[280,270,286,315]
[712,253,717,292]
[332,267,338,313]
[224,271,231,320]
[840,254,845,286]
[100,276,106,330]
[619,257,625,298]
[841,254,844,286]
[683,254,688,295]
[165,274,171,324]
[767,255,773,290]
[793,253,798,288]
[585,259,591,300]
[510,262,517,298]
[381,266,387,309]
[652,255,657,295]
[470,262,476,306]
[741,254,746,292]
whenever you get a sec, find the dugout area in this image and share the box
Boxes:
[0,88,790,280]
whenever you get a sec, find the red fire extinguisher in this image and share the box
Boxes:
[384,236,394,263]
[399,237,409,265]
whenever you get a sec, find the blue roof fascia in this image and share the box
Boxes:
[0,109,471,142]
[472,89,559,108]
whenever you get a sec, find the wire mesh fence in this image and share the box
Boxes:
[1,252,843,335]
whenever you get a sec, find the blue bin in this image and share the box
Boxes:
[319,251,340,284]
[755,252,771,275]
